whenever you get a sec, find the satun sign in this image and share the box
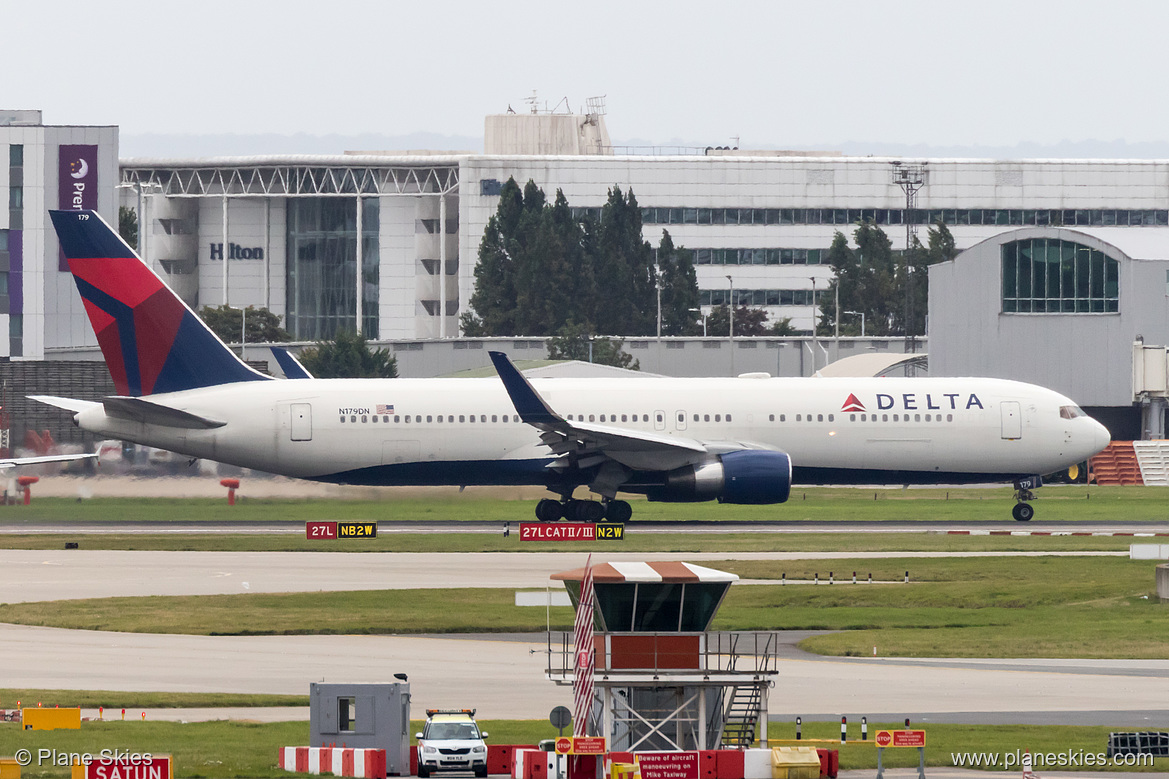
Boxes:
[84,755,172,779]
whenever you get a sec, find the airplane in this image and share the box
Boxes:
[39,209,1110,523]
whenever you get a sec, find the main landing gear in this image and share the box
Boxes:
[534,497,633,522]
[1012,475,1041,522]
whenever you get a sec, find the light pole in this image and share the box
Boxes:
[726,275,734,376]
[656,265,662,340]
[689,308,707,337]
[115,180,161,261]
[809,276,819,371]
[845,310,866,337]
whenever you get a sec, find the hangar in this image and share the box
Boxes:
[929,227,1169,441]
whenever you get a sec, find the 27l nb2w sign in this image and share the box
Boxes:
[306,521,378,539]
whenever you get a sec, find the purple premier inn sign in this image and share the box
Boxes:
[58,144,99,270]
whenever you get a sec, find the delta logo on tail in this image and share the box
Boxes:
[49,210,269,397]
[841,393,866,412]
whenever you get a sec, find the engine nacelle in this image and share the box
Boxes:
[647,450,792,505]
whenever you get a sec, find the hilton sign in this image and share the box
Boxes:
[209,242,264,260]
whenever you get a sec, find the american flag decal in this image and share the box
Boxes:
[376,404,394,415]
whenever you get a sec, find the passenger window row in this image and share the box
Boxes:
[340,414,523,424]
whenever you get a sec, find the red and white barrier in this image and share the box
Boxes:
[946,530,1169,537]
[279,747,387,778]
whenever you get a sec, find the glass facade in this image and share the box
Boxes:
[1001,238,1119,313]
[701,288,825,307]
[286,198,379,340]
[8,145,20,356]
[631,207,1169,228]
[689,247,828,266]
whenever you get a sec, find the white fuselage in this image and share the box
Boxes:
[72,375,1110,489]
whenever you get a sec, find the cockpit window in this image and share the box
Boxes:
[1060,405,1085,419]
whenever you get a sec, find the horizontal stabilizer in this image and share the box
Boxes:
[102,396,226,429]
[0,452,98,470]
[28,395,101,414]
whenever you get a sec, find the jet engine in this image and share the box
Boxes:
[646,450,792,504]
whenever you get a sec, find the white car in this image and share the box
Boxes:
[416,709,488,778]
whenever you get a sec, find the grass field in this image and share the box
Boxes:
[0,718,1163,777]
[2,557,1164,657]
[0,531,1142,553]
[0,485,1164,553]
[0,690,309,709]
[0,485,1166,530]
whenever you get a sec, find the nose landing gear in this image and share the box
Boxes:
[1012,502,1035,522]
[1011,475,1042,522]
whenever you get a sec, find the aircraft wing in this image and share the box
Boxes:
[489,351,775,473]
[0,452,98,470]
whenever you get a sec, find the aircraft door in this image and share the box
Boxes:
[1001,401,1021,440]
[290,403,312,441]
[675,410,688,431]
[654,410,666,431]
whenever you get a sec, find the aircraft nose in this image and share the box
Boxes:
[1090,419,1111,455]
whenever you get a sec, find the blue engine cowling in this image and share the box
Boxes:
[647,450,792,504]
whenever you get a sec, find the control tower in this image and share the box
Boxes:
[547,561,779,751]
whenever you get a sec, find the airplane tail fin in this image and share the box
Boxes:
[50,209,271,396]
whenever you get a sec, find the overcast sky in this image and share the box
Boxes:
[9,0,1169,151]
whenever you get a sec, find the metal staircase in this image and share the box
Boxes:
[1090,442,1144,485]
[719,685,762,748]
[1133,441,1169,486]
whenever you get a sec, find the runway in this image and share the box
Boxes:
[0,549,1127,602]
[4,624,1167,724]
[0,522,1159,726]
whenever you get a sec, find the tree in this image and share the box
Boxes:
[818,221,901,337]
[546,322,639,370]
[464,179,697,339]
[199,305,291,342]
[768,317,797,336]
[551,189,597,327]
[816,218,960,338]
[706,304,772,337]
[656,230,701,335]
[118,206,138,251]
[297,329,397,378]
[464,178,525,336]
[512,188,572,335]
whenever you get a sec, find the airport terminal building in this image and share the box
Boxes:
[117,147,1169,346]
